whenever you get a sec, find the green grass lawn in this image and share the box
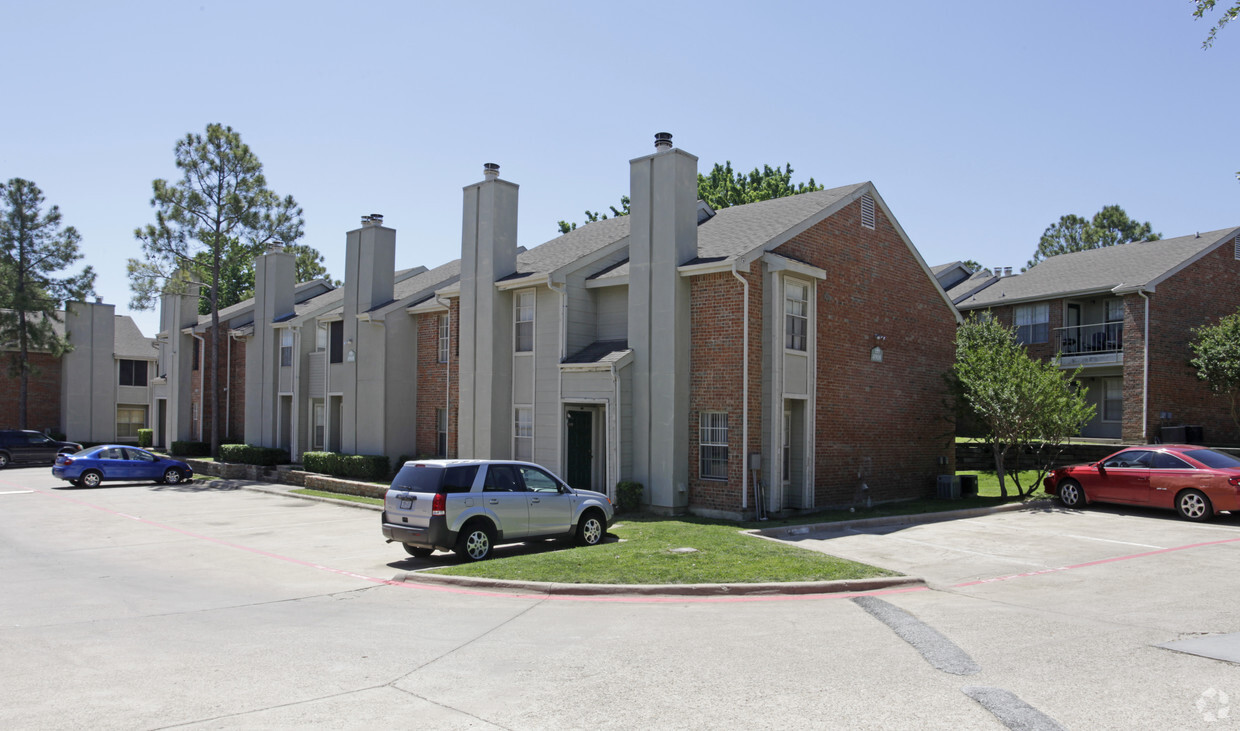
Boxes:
[291,468,1047,585]
[427,516,899,584]
[293,488,385,506]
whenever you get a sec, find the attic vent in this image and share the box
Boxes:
[1234,233,1240,261]
[860,194,876,230]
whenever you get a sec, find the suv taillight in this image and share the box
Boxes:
[431,493,446,516]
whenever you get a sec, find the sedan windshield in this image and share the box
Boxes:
[1183,449,1240,469]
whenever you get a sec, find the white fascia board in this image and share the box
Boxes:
[437,282,462,297]
[548,234,631,284]
[585,275,628,289]
[1112,283,1156,295]
[496,274,549,291]
[678,259,734,277]
[407,298,449,315]
[761,252,827,280]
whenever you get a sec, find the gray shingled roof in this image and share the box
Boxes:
[113,315,157,359]
[957,227,1240,309]
[945,269,999,304]
[588,183,868,280]
[500,216,632,284]
[563,339,631,365]
[196,278,334,329]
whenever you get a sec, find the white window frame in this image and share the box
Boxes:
[514,407,534,461]
[784,278,809,352]
[280,329,293,367]
[699,411,729,481]
[116,405,147,439]
[315,324,327,351]
[312,402,325,450]
[437,313,450,363]
[1014,303,1049,345]
[514,290,535,353]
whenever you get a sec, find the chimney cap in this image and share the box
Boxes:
[95,296,103,304]
[483,163,500,180]
[267,240,285,254]
[654,132,673,150]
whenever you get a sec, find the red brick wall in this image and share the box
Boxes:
[686,195,958,514]
[776,197,958,507]
[1133,244,1240,445]
[190,328,245,444]
[415,302,459,458]
[0,352,62,432]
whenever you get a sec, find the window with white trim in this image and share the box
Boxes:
[118,359,148,387]
[116,406,147,439]
[860,194,876,229]
[1102,377,1123,422]
[315,324,327,351]
[1014,303,1049,344]
[699,412,729,481]
[784,279,809,351]
[514,407,533,461]
[514,290,535,352]
[280,329,293,367]
[437,314,450,363]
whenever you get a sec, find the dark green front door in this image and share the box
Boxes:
[566,410,593,490]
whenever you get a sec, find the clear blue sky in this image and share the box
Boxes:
[3,1,1237,337]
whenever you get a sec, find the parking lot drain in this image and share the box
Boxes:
[852,596,980,675]
[962,686,1066,731]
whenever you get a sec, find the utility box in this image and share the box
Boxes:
[959,474,979,497]
[937,474,962,500]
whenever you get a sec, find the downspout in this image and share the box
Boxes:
[225,331,232,440]
[435,295,453,458]
[192,331,206,441]
[548,278,568,474]
[1137,288,1150,442]
[291,325,301,457]
[730,259,750,511]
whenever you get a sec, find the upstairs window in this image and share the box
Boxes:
[329,321,344,363]
[438,314,450,363]
[191,337,200,371]
[118,359,148,387]
[784,279,809,351]
[280,329,293,367]
[1014,303,1049,345]
[514,290,535,353]
[860,194,876,229]
[316,324,327,351]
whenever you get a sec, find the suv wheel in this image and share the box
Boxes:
[576,510,605,546]
[454,522,495,561]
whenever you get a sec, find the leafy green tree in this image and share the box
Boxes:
[960,260,983,273]
[556,161,823,233]
[129,124,304,457]
[0,179,96,428]
[954,315,1095,497]
[1189,309,1240,433]
[191,240,336,315]
[1026,205,1159,270]
[1194,1,1240,48]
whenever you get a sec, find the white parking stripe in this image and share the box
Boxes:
[0,490,34,495]
[1059,533,1164,549]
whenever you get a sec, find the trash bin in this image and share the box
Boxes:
[1185,426,1204,445]
[937,475,961,500]
[959,474,979,497]
[1161,425,1187,443]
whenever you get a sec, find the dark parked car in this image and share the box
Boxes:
[52,446,194,487]
[0,430,82,467]
[1044,444,1240,521]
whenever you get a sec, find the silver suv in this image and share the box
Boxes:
[381,459,614,561]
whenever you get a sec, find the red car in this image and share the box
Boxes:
[1044,444,1240,522]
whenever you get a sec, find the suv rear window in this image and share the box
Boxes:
[389,464,478,494]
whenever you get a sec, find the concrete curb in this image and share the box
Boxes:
[750,499,1057,540]
[391,572,925,597]
[233,481,382,511]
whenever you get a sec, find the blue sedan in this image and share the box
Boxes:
[52,446,194,487]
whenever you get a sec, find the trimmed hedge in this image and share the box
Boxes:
[302,451,391,482]
[137,429,153,448]
[218,444,289,467]
[616,481,644,512]
[171,441,210,457]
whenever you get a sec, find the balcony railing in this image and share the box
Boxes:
[1055,321,1123,357]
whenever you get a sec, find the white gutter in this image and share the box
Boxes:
[1137,288,1150,442]
[191,331,205,441]
[730,259,750,511]
[435,294,453,457]
[548,278,568,474]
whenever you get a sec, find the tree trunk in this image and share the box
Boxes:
[17,311,28,430]
[992,442,1008,498]
[210,249,222,459]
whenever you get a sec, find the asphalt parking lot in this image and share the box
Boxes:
[4,467,1239,729]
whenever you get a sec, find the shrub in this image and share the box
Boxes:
[218,444,289,466]
[616,481,644,512]
[170,441,210,457]
[137,429,153,448]
[301,452,389,482]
